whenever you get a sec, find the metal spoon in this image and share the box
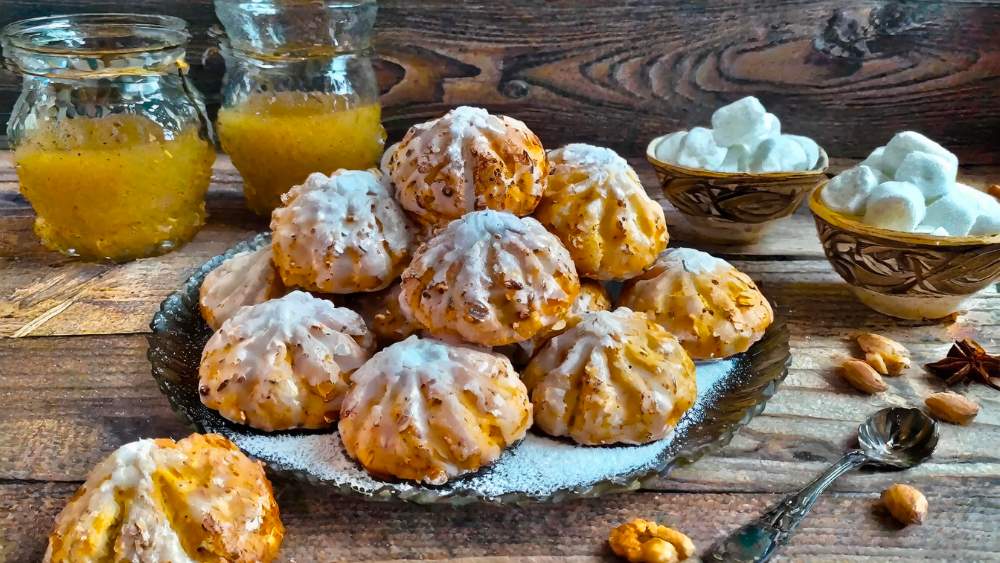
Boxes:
[703,407,939,562]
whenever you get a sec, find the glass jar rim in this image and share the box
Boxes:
[1,13,190,56]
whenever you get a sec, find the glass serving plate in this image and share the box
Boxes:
[149,233,791,505]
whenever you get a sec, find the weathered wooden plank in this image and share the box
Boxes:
[2,481,998,563]
[2,2,1000,163]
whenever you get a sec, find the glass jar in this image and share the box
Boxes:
[1,14,216,262]
[213,0,386,215]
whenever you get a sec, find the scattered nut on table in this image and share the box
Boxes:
[856,333,911,376]
[608,518,696,562]
[925,391,980,425]
[840,359,888,394]
[881,483,928,525]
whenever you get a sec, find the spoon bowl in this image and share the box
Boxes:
[858,407,939,469]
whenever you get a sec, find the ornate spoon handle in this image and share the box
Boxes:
[703,449,869,562]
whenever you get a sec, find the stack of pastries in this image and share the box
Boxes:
[50,105,776,558]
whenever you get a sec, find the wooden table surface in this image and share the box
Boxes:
[1,153,998,562]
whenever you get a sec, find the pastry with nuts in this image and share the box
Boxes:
[506,279,612,364]
[399,210,580,347]
[339,336,532,484]
[618,247,773,359]
[608,518,696,563]
[534,144,669,280]
[199,291,375,431]
[199,245,286,330]
[44,434,283,563]
[522,308,696,445]
[384,106,548,231]
[351,281,423,345]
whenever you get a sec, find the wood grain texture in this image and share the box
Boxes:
[2,1,1000,163]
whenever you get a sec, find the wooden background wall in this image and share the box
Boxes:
[1,1,999,162]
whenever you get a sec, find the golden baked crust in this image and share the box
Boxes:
[271,169,414,294]
[199,246,286,330]
[535,144,668,280]
[352,281,422,345]
[339,336,532,485]
[399,210,580,346]
[512,279,611,363]
[45,434,283,563]
[199,291,375,431]
[386,106,548,230]
[522,308,696,445]
[618,247,774,360]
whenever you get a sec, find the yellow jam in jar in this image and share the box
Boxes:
[13,114,215,262]
[217,91,386,214]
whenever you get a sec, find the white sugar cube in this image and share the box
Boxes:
[863,181,926,231]
[893,150,957,201]
[748,136,807,173]
[919,192,978,236]
[970,213,1000,236]
[861,146,893,176]
[655,130,687,162]
[881,131,958,173]
[675,126,727,170]
[784,134,820,170]
[956,183,1000,236]
[821,165,883,215]
[718,144,751,172]
[915,225,950,236]
[711,97,780,147]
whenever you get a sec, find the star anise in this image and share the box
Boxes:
[925,339,1000,391]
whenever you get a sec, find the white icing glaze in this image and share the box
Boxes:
[271,169,414,294]
[44,435,280,563]
[199,291,374,431]
[516,280,610,360]
[537,144,668,280]
[339,336,531,485]
[658,247,729,275]
[399,210,580,346]
[199,246,285,330]
[387,106,547,228]
[522,308,697,445]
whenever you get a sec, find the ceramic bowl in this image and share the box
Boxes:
[809,183,1000,320]
[646,135,829,244]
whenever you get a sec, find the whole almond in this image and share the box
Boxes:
[881,483,928,525]
[840,359,888,394]
[856,333,910,376]
[925,391,979,425]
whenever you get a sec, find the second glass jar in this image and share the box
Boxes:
[213,0,386,215]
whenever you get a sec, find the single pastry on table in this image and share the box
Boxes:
[399,209,581,347]
[521,308,696,446]
[339,335,532,485]
[271,169,414,294]
[618,247,773,360]
[45,433,283,563]
[199,246,286,330]
[506,279,611,365]
[534,143,668,280]
[199,291,374,431]
[384,106,548,231]
[352,281,422,345]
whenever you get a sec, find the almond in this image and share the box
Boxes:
[925,391,979,425]
[856,333,910,376]
[881,483,928,525]
[840,359,888,394]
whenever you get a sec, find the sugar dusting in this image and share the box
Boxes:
[230,357,738,501]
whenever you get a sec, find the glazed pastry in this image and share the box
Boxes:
[512,279,611,362]
[399,210,580,346]
[271,169,414,294]
[352,281,422,345]
[339,336,532,485]
[199,291,374,431]
[199,246,285,330]
[385,106,548,230]
[618,247,773,360]
[535,143,668,280]
[45,433,283,563]
[522,308,697,445]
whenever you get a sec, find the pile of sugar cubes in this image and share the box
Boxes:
[821,131,1000,236]
[654,96,822,173]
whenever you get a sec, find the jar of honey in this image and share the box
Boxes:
[2,14,215,262]
[213,0,386,215]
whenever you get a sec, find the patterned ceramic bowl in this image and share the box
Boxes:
[809,183,1000,320]
[646,135,829,244]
